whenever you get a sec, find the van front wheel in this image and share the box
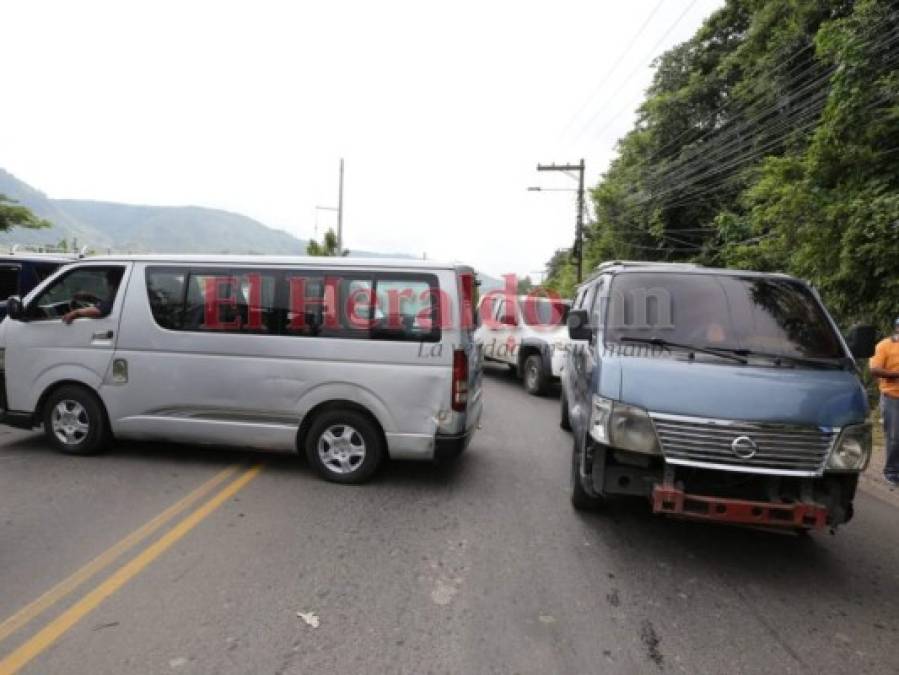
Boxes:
[43,385,110,456]
[571,439,603,511]
[305,410,384,484]
[560,388,572,431]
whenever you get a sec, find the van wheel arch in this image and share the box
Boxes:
[297,400,389,458]
[35,380,112,434]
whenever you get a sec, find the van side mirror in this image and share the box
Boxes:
[5,296,23,321]
[845,324,876,359]
[568,309,593,341]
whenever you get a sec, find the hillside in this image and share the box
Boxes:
[545,0,899,328]
[0,168,307,254]
[0,168,503,288]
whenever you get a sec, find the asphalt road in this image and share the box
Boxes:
[1,365,898,674]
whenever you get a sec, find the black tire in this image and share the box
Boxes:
[523,354,548,396]
[571,438,603,510]
[559,387,572,431]
[304,409,384,484]
[42,385,110,456]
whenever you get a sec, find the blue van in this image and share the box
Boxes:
[0,253,74,319]
[561,261,876,532]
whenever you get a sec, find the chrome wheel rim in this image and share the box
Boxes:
[51,400,90,446]
[317,424,366,474]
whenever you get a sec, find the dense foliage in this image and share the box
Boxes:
[546,0,899,332]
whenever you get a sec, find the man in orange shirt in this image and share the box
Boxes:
[870,318,899,486]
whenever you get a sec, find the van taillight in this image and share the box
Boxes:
[452,348,468,412]
[459,273,475,330]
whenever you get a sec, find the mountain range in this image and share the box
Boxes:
[0,168,503,290]
[0,168,310,255]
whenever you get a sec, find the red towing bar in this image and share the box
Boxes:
[652,484,828,530]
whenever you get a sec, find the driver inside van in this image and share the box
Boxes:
[62,270,122,324]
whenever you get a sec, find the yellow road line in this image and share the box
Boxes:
[0,464,239,646]
[0,463,263,675]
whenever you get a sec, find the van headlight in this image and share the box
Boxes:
[827,423,871,471]
[589,395,660,455]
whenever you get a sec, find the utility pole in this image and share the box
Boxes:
[536,159,585,283]
[337,158,345,253]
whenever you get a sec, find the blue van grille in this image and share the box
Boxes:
[650,414,835,476]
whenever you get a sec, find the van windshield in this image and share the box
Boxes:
[604,272,845,360]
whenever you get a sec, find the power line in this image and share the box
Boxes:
[647,39,821,162]
[560,0,666,139]
[636,37,897,205]
[647,12,899,165]
[573,0,700,143]
[642,43,899,207]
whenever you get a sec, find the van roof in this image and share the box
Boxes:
[581,260,794,286]
[0,253,76,264]
[78,254,471,272]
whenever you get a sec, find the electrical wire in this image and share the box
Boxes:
[572,0,701,143]
[560,0,666,139]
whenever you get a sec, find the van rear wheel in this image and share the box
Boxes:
[43,385,110,456]
[304,410,384,484]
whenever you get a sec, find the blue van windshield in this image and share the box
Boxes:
[604,272,844,360]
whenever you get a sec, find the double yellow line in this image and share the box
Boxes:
[0,463,263,675]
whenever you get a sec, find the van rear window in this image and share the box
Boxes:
[145,267,441,342]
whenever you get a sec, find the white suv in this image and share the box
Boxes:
[475,294,570,395]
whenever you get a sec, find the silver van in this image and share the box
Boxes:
[0,255,482,483]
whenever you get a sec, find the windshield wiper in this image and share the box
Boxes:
[618,337,748,364]
[702,346,848,370]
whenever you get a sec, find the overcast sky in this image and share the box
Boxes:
[1,0,722,279]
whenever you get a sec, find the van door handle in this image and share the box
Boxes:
[92,330,114,340]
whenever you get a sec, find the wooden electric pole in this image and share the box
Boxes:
[536,159,585,283]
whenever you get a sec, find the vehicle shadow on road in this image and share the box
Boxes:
[1,429,471,487]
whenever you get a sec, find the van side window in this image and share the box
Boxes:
[580,283,597,317]
[182,271,240,331]
[146,268,187,329]
[372,277,439,341]
[590,277,606,328]
[27,266,125,321]
[236,271,280,334]
[144,267,441,341]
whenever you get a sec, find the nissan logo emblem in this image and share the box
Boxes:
[731,435,759,460]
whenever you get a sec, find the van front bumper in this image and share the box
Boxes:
[652,483,829,530]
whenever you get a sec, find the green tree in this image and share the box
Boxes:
[0,194,51,231]
[306,228,348,257]
[545,0,899,330]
